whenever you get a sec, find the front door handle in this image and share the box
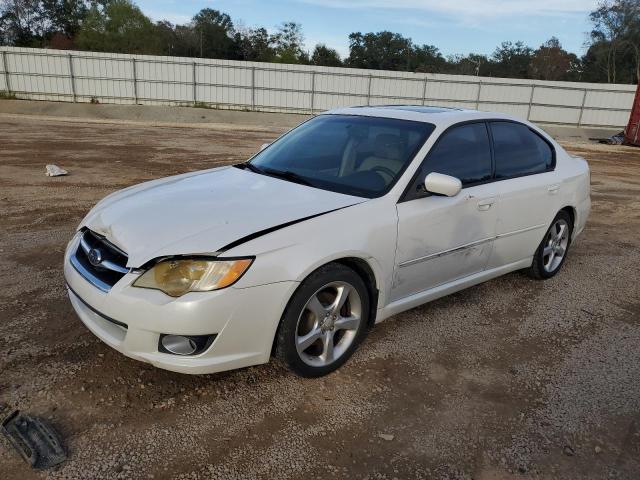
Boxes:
[477,199,495,211]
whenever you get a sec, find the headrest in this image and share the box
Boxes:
[374,134,403,161]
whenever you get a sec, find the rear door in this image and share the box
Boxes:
[392,122,498,302]
[486,121,559,268]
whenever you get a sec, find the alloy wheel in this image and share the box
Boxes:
[295,281,362,367]
[542,218,570,273]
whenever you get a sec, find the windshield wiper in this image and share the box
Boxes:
[235,162,264,174]
[262,168,315,187]
[236,163,314,187]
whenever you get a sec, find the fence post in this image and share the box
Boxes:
[192,61,197,104]
[1,51,10,93]
[577,88,588,127]
[251,67,256,111]
[526,84,536,120]
[475,80,482,110]
[421,75,428,105]
[366,75,372,106]
[131,58,138,104]
[67,54,76,102]
[310,71,316,114]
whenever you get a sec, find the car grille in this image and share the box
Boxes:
[70,229,130,292]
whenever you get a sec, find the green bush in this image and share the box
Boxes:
[0,91,17,100]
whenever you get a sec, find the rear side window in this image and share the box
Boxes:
[423,122,492,185]
[491,122,554,178]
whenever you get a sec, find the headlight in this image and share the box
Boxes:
[133,258,253,297]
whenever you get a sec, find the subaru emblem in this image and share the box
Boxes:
[88,248,103,267]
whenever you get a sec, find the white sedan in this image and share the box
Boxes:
[64,106,590,377]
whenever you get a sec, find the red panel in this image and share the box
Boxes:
[624,84,640,146]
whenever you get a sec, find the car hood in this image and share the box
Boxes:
[81,166,365,267]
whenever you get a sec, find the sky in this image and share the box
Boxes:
[135,0,600,59]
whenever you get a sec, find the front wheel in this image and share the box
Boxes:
[528,210,573,279]
[275,263,370,377]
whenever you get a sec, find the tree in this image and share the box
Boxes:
[311,44,341,66]
[410,44,446,73]
[0,0,43,46]
[582,40,611,82]
[529,37,581,81]
[613,0,640,83]
[590,1,626,82]
[587,0,640,83]
[272,22,307,64]
[41,0,87,40]
[346,32,448,73]
[191,8,237,59]
[0,0,88,47]
[154,20,175,54]
[624,6,640,82]
[347,31,413,71]
[490,41,533,78]
[75,0,164,54]
[235,27,276,62]
[446,53,490,76]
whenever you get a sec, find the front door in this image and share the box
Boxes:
[391,122,498,302]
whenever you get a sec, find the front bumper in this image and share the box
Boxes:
[64,237,297,375]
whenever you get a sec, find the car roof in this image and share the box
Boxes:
[322,105,520,128]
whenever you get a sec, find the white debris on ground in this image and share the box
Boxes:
[45,164,68,176]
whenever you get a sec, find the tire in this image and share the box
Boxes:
[275,263,371,377]
[528,210,573,280]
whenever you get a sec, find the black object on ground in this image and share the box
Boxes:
[590,131,626,145]
[1,410,66,469]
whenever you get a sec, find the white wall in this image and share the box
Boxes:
[1,46,636,128]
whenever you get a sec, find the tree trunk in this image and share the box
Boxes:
[633,44,640,84]
[607,44,614,83]
[611,43,618,83]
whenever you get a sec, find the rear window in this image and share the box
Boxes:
[491,122,554,178]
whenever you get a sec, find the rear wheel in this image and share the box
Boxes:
[528,210,573,279]
[275,263,370,377]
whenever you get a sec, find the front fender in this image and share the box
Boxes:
[226,198,398,310]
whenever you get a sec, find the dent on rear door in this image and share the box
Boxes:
[489,172,559,269]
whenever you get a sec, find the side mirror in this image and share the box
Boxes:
[259,143,270,152]
[423,172,462,197]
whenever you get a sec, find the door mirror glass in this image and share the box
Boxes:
[259,143,270,152]
[423,172,462,197]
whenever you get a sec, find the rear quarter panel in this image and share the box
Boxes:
[552,147,591,240]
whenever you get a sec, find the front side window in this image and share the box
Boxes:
[421,122,493,185]
[491,121,554,178]
[248,115,434,198]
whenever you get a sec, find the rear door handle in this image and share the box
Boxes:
[547,184,560,194]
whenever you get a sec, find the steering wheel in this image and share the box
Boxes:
[370,166,397,181]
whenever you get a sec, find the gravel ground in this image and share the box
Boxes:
[0,113,639,480]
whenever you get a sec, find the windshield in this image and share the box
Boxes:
[248,114,435,198]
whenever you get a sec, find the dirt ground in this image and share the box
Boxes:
[0,113,639,480]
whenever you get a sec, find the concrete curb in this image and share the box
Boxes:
[0,100,308,131]
[0,99,620,140]
[0,112,292,133]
